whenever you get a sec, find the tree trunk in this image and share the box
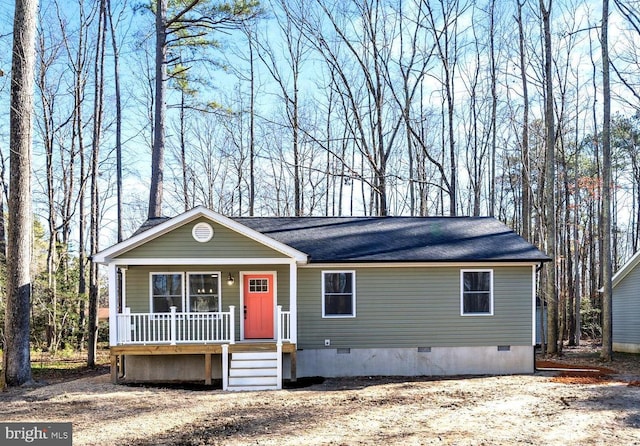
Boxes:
[540,0,558,355]
[88,0,107,367]
[0,175,5,262]
[517,0,531,242]
[600,0,613,362]
[248,32,255,216]
[107,0,123,242]
[149,0,167,218]
[179,89,188,212]
[489,0,497,217]
[4,0,38,387]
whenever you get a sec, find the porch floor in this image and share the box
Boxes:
[110,342,297,387]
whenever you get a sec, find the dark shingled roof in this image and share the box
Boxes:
[133,217,171,236]
[233,217,549,263]
[133,214,549,263]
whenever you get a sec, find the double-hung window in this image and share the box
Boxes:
[187,272,221,312]
[151,273,184,312]
[322,271,355,317]
[461,270,493,316]
[150,272,222,313]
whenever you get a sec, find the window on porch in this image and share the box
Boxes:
[151,273,183,312]
[150,272,222,313]
[188,273,221,312]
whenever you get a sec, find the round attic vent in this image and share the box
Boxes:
[192,222,214,243]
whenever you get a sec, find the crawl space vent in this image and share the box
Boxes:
[192,222,214,243]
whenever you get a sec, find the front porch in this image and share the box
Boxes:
[110,306,296,390]
[93,210,308,390]
[110,341,297,390]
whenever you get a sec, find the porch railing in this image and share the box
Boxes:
[116,304,291,345]
[117,306,236,345]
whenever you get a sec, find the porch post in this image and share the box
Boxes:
[276,305,283,344]
[289,262,297,344]
[229,305,236,344]
[222,344,229,390]
[108,262,118,346]
[120,267,127,311]
[276,343,283,390]
[170,306,177,345]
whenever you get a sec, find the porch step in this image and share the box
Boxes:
[227,351,279,391]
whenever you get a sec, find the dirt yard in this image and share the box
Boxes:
[2,346,640,445]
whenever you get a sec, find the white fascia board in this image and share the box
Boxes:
[93,206,308,264]
[93,207,204,263]
[109,258,296,266]
[612,249,640,289]
[206,209,308,262]
[299,261,542,269]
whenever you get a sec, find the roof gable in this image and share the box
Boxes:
[93,207,308,263]
[612,249,640,289]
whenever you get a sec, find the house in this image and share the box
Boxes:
[611,250,640,353]
[93,206,550,391]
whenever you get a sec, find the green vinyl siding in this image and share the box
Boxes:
[613,264,640,345]
[297,266,533,349]
[118,217,288,259]
[123,264,291,340]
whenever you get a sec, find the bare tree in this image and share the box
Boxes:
[600,0,613,362]
[4,0,39,387]
[540,0,559,355]
[107,0,125,242]
[148,0,260,218]
[88,0,107,367]
[423,0,471,216]
[516,0,531,241]
[299,0,407,216]
[254,0,310,216]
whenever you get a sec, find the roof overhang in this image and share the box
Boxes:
[299,261,545,268]
[611,249,640,289]
[92,206,309,264]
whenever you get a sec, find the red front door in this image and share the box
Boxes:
[244,274,274,339]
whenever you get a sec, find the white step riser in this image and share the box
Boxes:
[227,385,278,391]
[232,352,277,360]
[231,359,277,369]
[225,348,281,391]
[230,368,277,377]
[229,376,278,386]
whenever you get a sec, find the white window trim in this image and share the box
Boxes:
[186,271,222,312]
[149,272,185,313]
[322,270,356,318]
[460,269,494,316]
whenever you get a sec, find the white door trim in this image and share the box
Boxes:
[239,271,277,341]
